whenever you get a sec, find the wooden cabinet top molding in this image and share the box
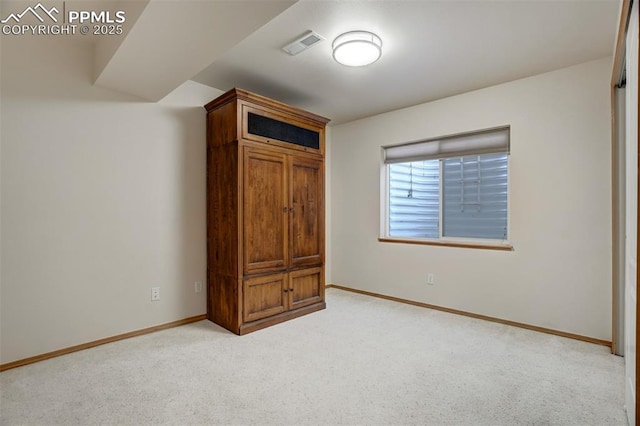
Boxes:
[204,87,330,126]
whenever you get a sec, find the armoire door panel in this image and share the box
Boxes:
[244,273,287,323]
[289,267,323,310]
[243,148,288,274]
[290,157,324,268]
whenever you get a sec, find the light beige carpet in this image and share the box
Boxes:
[0,288,626,425]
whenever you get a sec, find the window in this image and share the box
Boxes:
[383,127,510,245]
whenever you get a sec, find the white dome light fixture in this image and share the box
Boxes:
[332,31,382,67]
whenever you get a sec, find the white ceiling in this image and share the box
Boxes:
[191,0,620,124]
[83,0,620,125]
[93,0,296,101]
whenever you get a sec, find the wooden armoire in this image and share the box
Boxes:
[204,88,330,335]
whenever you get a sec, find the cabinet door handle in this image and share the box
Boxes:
[283,207,288,212]
[284,289,289,293]
[289,288,293,292]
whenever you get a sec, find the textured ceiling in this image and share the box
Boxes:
[9,0,616,123]
[192,0,620,124]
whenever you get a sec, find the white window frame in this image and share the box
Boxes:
[379,127,513,251]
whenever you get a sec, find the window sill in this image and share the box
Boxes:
[378,237,514,251]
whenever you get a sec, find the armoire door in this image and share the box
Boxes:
[243,148,288,275]
[288,267,324,310]
[243,273,287,322]
[289,156,324,268]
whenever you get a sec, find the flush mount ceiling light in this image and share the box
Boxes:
[332,31,382,67]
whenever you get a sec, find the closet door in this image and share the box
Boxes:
[289,156,324,268]
[625,1,639,423]
[243,148,288,275]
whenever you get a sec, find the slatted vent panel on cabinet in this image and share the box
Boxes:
[247,112,320,150]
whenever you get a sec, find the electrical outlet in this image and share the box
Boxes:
[427,273,435,285]
[195,281,202,293]
[151,287,160,301]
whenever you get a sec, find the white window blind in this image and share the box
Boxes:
[385,127,509,242]
[384,127,509,164]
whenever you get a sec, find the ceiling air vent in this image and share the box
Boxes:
[282,30,324,56]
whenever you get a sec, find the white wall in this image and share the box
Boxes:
[330,57,613,341]
[0,35,222,364]
[325,126,332,284]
